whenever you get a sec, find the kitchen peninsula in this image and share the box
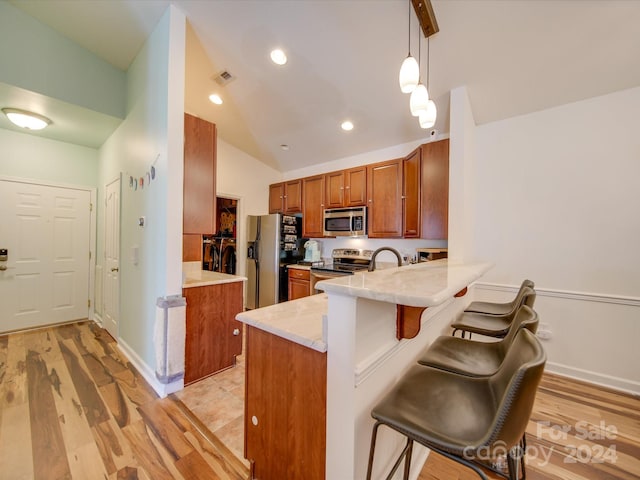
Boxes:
[237,259,491,479]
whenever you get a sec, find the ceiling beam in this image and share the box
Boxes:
[411,0,439,38]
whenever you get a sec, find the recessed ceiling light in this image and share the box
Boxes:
[209,94,223,105]
[280,144,290,151]
[270,49,287,66]
[2,108,51,130]
[341,121,354,131]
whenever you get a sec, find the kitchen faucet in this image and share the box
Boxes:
[368,247,403,272]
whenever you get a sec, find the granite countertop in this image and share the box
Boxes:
[182,270,247,289]
[316,259,492,307]
[236,294,328,353]
[287,264,312,271]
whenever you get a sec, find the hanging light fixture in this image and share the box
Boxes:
[398,1,419,93]
[419,36,437,128]
[409,28,429,117]
[2,108,51,130]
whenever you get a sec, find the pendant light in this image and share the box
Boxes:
[419,37,437,128]
[409,29,429,117]
[398,1,419,93]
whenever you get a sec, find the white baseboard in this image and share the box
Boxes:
[545,362,640,396]
[116,336,183,398]
[93,313,103,327]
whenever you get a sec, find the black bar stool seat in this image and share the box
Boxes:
[464,279,534,316]
[366,329,546,480]
[452,287,536,338]
[418,305,538,377]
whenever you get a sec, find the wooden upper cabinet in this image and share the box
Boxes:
[403,147,421,238]
[183,113,216,235]
[324,166,367,209]
[324,171,345,209]
[344,166,367,206]
[367,159,403,238]
[284,179,302,213]
[269,183,285,213]
[269,180,302,214]
[421,139,450,239]
[302,175,325,238]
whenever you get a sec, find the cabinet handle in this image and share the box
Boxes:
[233,328,240,336]
[401,195,406,199]
[345,186,350,189]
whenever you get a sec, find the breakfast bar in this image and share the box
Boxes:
[236,259,491,479]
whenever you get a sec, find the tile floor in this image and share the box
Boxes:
[173,353,248,468]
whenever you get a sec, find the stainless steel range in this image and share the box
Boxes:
[310,248,372,293]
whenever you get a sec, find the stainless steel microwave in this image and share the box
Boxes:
[323,206,367,237]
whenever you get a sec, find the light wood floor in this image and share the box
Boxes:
[1,320,639,479]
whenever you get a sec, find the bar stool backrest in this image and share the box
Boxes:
[484,329,546,452]
[498,304,539,357]
[506,280,535,316]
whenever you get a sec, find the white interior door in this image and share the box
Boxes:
[103,178,120,339]
[0,180,90,332]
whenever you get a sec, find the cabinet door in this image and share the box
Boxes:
[421,139,450,239]
[184,281,243,384]
[324,171,345,209]
[367,159,403,238]
[183,113,216,234]
[269,183,284,213]
[302,175,325,237]
[403,147,421,238]
[344,166,367,206]
[288,268,310,300]
[245,326,326,480]
[284,179,302,213]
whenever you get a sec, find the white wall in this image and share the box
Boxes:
[96,5,186,395]
[216,137,282,283]
[470,85,640,393]
[0,128,99,187]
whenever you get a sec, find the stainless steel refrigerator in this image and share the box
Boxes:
[246,213,306,309]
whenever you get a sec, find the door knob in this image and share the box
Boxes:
[0,265,6,271]
[111,267,119,272]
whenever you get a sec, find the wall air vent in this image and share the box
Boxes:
[213,70,236,86]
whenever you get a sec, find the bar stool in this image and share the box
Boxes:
[417,305,538,377]
[366,329,546,480]
[464,279,534,316]
[451,287,536,338]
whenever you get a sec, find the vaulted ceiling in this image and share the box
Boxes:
[5,0,640,172]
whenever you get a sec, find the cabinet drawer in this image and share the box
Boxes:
[288,268,310,280]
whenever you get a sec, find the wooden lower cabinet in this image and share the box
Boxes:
[288,267,310,300]
[245,326,327,480]
[183,281,243,384]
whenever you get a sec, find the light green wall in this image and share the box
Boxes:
[0,2,126,119]
[97,5,185,377]
[0,127,98,187]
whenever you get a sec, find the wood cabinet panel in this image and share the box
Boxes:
[403,147,421,238]
[288,268,310,300]
[183,281,243,384]
[344,166,367,206]
[324,171,345,209]
[269,180,302,214]
[367,159,403,238]
[245,326,326,480]
[182,234,202,262]
[421,139,450,239]
[183,113,216,235]
[269,183,284,214]
[302,175,325,238]
[284,180,302,213]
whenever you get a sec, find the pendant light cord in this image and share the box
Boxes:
[417,25,422,83]
[426,37,430,90]
[407,0,411,56]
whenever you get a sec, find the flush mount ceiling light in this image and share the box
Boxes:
[270,49,287,65]
[2,108,51,130]
[209,94,223,105]
[341,120,354,131]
